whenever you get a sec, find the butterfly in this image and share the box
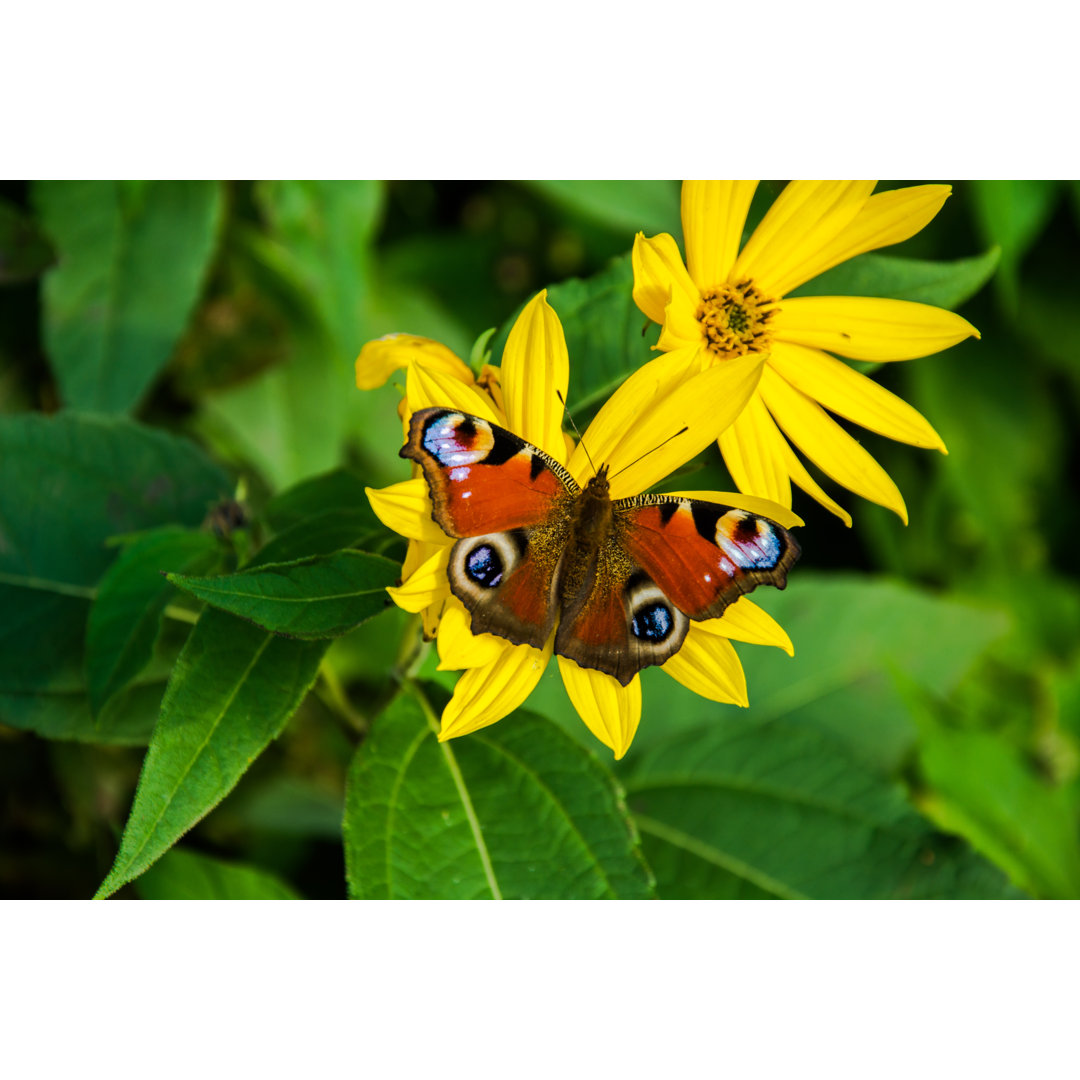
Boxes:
[402,407,800,686]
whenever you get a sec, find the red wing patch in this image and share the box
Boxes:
[402,408,574,538]
[621,499,799,621]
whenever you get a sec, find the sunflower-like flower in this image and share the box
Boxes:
[633,181,980,525]
[361,293,801,759]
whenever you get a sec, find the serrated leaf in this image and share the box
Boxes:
[34,180,224,412]
[95,610,327,898]
[910,693,1080,899]
[250,508,389,569]
[134,846,301,900]
[490,254,660,415]
[789,247,1000,309]
[623,716,1017,899]
[169,550,397,638]
[86,527,221,716]
[525,180,680,236]
[344,693,655,899]
[0,413,228,715]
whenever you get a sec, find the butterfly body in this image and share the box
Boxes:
[402,407,799,685]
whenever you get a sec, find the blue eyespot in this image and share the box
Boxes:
[466,544,503,588]
[631,602,673,642]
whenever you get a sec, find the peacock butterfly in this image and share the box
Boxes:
[402,407,800,686]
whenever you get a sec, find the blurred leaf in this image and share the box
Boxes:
[344,693,654,899]
[169,550,397,638]
[623,715,1016,899]
[911,691,1080,899]
[491,254,660,414]
[628,575,1008,774]
[34,180,224,412]
[197,327,353,491]
[0,198,56,284]
[95,610,327,898]
[0,678,163,745]
[525,181,680,237]
[790,247,1000,309]
[264,468,376,532]
[0,413,228,706]
[134,845,300,899]
[255,180,384,362]
[236,776,344,839]
[969,180,1059,312]
[86,527,221,716]
[637,831,774,899]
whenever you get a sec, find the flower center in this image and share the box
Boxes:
[696,280,775,359]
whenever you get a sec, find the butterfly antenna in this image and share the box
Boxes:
[608,426,690,481]
[557,389,598,478]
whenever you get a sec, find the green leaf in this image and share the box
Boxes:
[344,692,655,899]
[491,254,660,415]
[0,413,228,709]
[789,247,1000,309]
[911,693,1080,899]
[969,179,1059,311]
[34,181,224,413]
[95,610,327,898]
[250,508,389,569]
[133,846,300,899]
[525,181,680,237]
[0,678,164,745]
[86,527,221,716]
[169,550,397,639]
[623,716,1017,899]
[264,468,377,532]
[0,198,56,283]
[254,180,384,361]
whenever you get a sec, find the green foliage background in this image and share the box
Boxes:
[1,180,1077,900]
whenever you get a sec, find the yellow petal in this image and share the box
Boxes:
[355,334,473,391]
[772,296,980,362]
[500,291,570,461]
[681,180,758,290]
[366,478,448,543]
[439,635,553,740]
[661,628,748,706]
[401,539,448,637]
[778,439,853,527]
[697,597,794,656]
[568,345,705,485]
[436,597,507,671]
[657,286,705,352]
[665,490,803,529]
[405,361,501,424]
[557,658,641,760]
[759,364,908,523]
[732,181,876,299]
[601,353,765,500]
[768,341,946,451]
[782,184,952,293]
[476,363,506,416]
[717,392,793,507]
[386,546,451,613]
[631,232,700,325]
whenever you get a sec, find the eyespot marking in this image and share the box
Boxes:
[465,543,503,588]
[631,601,674,643]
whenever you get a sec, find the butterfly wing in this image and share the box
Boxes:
[619,495,800,622]
[401,408,579,651]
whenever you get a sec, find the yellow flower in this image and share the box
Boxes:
[363,292,800,759]
[355,333,503,637]
[633,181,980,525]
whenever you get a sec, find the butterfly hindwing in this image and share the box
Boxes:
[402,408,577,652]
[619,495,800,622]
